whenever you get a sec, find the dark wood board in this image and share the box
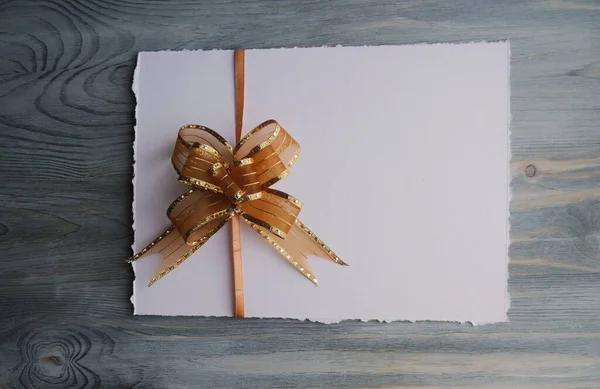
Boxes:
[1,1,599,387]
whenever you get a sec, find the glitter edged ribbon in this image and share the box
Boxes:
[127,122,348,289]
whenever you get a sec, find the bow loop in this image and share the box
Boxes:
[174,124,234,193]
[237,189,302,238]
[232,120,300,192]
[166,189,233,245]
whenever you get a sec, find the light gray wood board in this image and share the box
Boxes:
[0,0,599,388]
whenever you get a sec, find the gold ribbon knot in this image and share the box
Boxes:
[127,119,347,289]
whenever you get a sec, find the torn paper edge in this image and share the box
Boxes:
[130,41,512,324]
[130,52,141,314]
[504,40,512,322]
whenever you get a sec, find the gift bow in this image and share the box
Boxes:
[127,120,347,287]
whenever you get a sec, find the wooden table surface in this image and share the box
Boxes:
[1,1,599,388]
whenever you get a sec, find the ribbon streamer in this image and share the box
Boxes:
[127,49,347,317]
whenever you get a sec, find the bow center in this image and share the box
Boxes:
[209,162,245,204]
[210,157,266,206]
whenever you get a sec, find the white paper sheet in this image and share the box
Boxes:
[132,43,510,324]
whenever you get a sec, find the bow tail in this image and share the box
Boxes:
[127,188,235,286]
[125,227,199,286]
[146,228,198,287]
[126,215,232,286]
[242,217,348,286]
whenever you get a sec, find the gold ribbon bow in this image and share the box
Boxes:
[128,121,347,300]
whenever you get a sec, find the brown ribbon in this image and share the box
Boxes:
[232,49,245,318]
[127,49,348,318]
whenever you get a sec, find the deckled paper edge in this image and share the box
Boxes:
[130,41,512,325]
[131,52,140,313]
[504,40,512,323]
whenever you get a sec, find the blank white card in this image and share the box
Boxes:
[132,43,510,324]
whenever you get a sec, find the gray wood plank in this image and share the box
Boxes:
[1,0,599,387]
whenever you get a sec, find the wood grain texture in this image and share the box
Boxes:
[0,0,599,387]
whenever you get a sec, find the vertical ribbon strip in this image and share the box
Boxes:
[232,49,245,318]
